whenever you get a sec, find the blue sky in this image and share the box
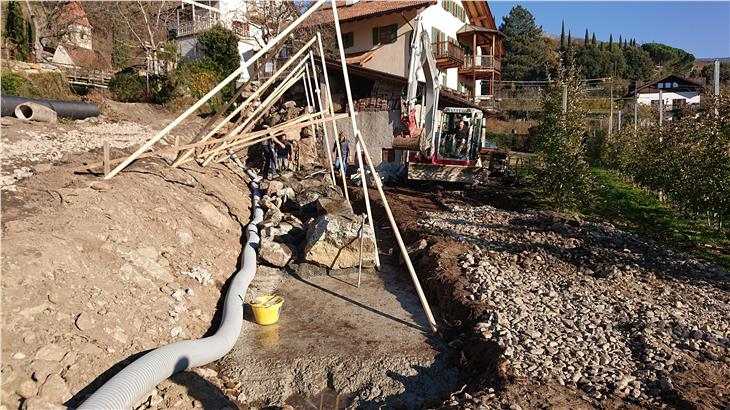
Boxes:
[489,1,730,58]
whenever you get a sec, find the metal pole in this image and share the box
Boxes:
[634,94,638,134]
[617,110,622,132]
[308,51,337,188]
[715,59,721,117]
[562,84,567,114]
[315,33,350,202]
[659,89,663,129]
[608,76,613,138]
[357,213,365,288]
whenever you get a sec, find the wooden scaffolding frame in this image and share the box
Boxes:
[84,0,438,333]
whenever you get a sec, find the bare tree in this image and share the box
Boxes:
[114,1,176,75]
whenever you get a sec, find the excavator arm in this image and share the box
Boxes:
[393,15,441,154]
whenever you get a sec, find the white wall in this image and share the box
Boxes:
[419,0,469,91]
[637,91,701,107]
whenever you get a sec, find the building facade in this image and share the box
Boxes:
[310,0,503,113]
[168,0,265,80]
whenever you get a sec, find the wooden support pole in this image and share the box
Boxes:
[308,50,337,187]
[75,113,348,173]
[354,131,438,332]
[202,65,309,165]
[303,64,318,146]
[331,3,380,268]
[105,0,325,179]
[316,32,350,203]
[173,37,318,167]
[103,142,110,176]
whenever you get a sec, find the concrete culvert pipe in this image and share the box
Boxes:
[1,94,100,119]
[77,168,264,409]
[14,101,58,123]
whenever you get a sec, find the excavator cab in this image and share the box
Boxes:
[434,108,482,165]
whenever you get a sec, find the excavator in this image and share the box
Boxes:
[391,15,486,184]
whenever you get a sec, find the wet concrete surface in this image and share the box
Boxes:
[220,259,461,408]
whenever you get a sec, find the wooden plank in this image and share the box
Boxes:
[172,36,318,167]
[103,142,110,176]
[75,113,347,172]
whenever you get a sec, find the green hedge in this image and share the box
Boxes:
[109,72,148,102]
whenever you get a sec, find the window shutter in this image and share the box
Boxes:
[372,26,380,45]
[389,24,397,43]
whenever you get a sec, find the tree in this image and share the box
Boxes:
[609,34,613,50]
[115,1,176,76]
[499,5,549,81]
[5,1,31,61]
[618,35,622,49]
[701,62,730,85]
[622,46,653,80]
[533,55,594,210]
[567,31,571,48]
[111,23,130,70]
[560,20,565,50]
[584,29,589,47]
[576,46,613,78]
[641,42,695,75]
[591,32,596,47]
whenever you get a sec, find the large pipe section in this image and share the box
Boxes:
[78,169,263,409]
[14,101,58,123]
[1,94,100,119]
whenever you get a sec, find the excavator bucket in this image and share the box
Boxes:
[407,163,486,184]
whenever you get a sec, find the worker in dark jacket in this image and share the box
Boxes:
[262,126,285,179]
[333,131,350,175]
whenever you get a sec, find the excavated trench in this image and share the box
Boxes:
[214,182,477,408]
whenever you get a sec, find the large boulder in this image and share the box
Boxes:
[316,197,353,218]
[259,237,294,267]
[303,214,376,269]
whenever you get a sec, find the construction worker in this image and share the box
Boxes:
[276,135,292,172]
[261,126,285,179]
[333,131,350,175]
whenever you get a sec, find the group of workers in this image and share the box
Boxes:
[261,128,350,179]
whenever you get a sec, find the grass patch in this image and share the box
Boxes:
[583,168,730,269]
[469,168,729,269]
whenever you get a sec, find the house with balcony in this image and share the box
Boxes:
[623,75,704,120]
[168,0,264,80]
[308,0,503,113]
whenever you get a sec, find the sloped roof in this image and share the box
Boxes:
[59,1,92,28]
[57,44,111,70]
[461,1,498,30]
[307,1,435,26]
[634,75,704,94]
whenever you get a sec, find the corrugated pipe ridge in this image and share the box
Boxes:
[78,169,263,409]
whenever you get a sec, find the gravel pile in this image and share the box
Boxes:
[419,203,729,405]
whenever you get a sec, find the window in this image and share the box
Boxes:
[372,24,397,46]
[657,83,664,89]
[343,32,354,48]
[441,0,467,23]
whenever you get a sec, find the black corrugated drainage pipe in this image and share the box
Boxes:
[77,168,263,409]
[1,94,100,119]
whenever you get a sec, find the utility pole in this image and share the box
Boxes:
[659,89,663,130]
[608,76,613,138]
[634,94,638,134]
[715,59,721,117]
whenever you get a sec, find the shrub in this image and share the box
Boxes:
[109,72,148,102]
[1,71,31,96]
[532,57,594,210]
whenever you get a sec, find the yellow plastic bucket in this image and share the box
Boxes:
[250,295,284,325]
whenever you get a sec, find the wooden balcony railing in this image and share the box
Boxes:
[432,41,464,68]
[463,55,501,72]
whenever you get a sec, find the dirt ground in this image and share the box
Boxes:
[1,103,253,409]
[362,186,729,410]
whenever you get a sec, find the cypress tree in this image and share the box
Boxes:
[6,1,30,61]
[567,30,571,48]
[609,34,613,50]
[591,32,596,47]
[623,39,627,49]
[560,20,565,50]
[584,29,589,47]
[619,35,622,47]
